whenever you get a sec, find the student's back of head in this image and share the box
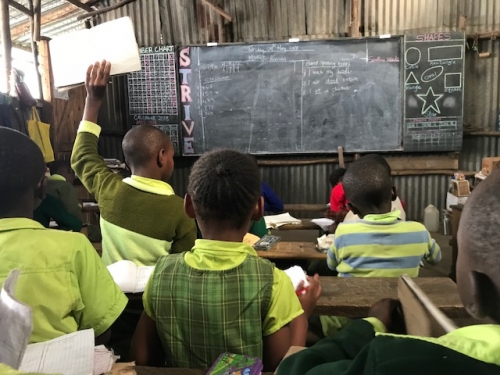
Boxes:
[122,125,174,182]
[0,127,46,217]
[457,170,500,323]
[187,149,262,232]
[359,154,391,175]
[329,168,346,187]
[48,160,75,184]
[342,160,393,218]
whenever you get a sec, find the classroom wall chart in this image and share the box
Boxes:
[403,32,465,152]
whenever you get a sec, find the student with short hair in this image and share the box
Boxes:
[279,170,500,375]
[328,168,347,213]
[71,61,196,266]
[131,150,321,371]
[328,160,440,277]
[0,127,127,344]
[47,160,80,217]
[344,154,406,221]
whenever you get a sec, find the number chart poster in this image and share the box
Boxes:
[127,46,180,155]
[403,32,465,152]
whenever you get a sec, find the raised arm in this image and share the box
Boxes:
[71,61,121,202]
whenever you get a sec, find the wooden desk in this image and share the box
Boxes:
[449,204,464,281]
[283,203,326,212]
[316,277,467,318]
[92,241,325,261]
[81,204,100,213]
[273,219,321,231]
[257,241,325,260]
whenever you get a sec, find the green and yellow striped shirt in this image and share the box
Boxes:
[327,211,441,277]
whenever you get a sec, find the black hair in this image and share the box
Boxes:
[122,125,171,168]
[48,160,71,176]
[0,127,45,214]
[360,154,391,175]
[342,160,393,210]
[188,149,261,229]
[459,170,500,270]
[329,168,346,187]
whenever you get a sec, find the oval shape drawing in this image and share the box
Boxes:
[421,66,444,83]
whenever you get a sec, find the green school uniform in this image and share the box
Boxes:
[278,319,500,375]
[143,239,303,370]
[71,121,196,266]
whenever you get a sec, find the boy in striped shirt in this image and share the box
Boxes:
[327,160,441,277]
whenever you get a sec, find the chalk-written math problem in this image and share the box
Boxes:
[179,39,402,155]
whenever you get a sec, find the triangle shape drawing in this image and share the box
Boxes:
[405,71,419,85]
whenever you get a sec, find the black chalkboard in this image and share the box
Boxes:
[178,39,403,155]
[127,46,181,155]
[403,32,465,151]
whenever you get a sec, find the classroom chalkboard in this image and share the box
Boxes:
[127,46,181,155]
[403,32,465,152]
[178,39,403,155]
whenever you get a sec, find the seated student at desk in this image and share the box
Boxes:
[131,150,321,372]
[0,127,127,344]
[344,154,406,222]
[46,160,81,218]
[279,170,500,375]
[71,61,196,266]
[318,160,440,337]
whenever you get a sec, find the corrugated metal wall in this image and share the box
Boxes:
[91,0,500,221]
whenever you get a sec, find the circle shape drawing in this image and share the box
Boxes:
[405,47,421,65]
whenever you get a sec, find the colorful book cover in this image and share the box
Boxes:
[206,353,263,375]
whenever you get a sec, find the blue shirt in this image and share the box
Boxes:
[261,182,283,213]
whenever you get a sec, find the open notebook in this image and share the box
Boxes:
[50,17,140,88]
[107,260,154,293]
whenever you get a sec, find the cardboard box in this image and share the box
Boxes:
[446,192,468,211]
[451,180,470,197]
[482,157,500,176]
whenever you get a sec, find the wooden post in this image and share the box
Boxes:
[337,146,345,168]
[38,37,53,104]
[28,0,43,99]
[350,0,360,37]
[0,0,12,94]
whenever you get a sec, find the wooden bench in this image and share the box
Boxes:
[316,277,467,318]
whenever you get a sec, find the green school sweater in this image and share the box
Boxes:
[71,121,196,266]
[278,319,500,375]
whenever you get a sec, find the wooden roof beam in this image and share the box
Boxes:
[76,0,137,20]
[8,0,31,16]
[64,0,93,12]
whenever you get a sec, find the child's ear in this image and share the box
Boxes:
[467,270,500,320]
[184,193,196,219]
[157,149,165,168]
[347,202,359,215]
[251,196,264,222]
[391,186,397,202]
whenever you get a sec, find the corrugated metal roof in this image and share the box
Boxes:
[9,0,87,47]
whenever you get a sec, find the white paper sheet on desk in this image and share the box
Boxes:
[82,202,99,207]
[264,213,301,228]
[311,218,334,231]
[50,17,140,88]
[20,329,94,375]
[0,270,32,370]
[93,345,116,375]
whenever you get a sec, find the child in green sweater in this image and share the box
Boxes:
[71,61,196,266]
[278,170,500,375]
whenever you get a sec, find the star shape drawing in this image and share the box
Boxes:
[417,87,443,115]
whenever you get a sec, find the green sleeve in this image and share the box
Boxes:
[170,215,197,254]
[71,121,121,202]
[277,319,378,375]
[71,235,128,336]
[39,195,82,232]
[248,217,269,238]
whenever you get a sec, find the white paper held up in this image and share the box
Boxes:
[50,17,141,88]
[0,269,32,370]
